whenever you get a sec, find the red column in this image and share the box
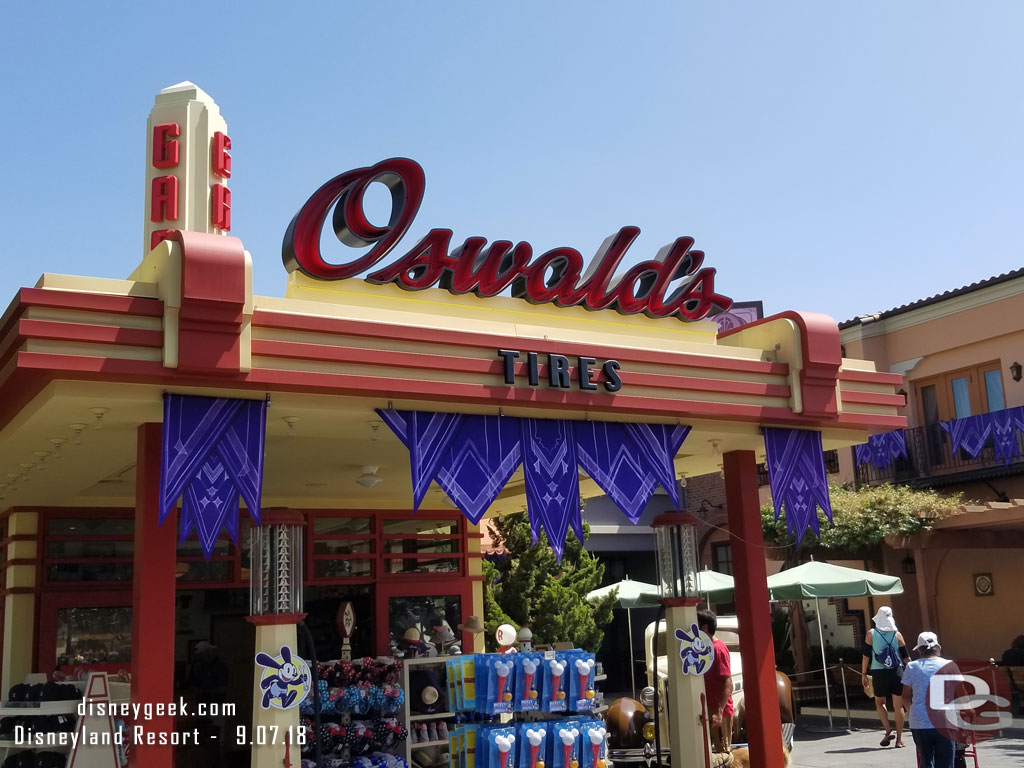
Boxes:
[723,449,785,768]
[130,423,176,768]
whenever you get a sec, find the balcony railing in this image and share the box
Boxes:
[854,424,1024,486]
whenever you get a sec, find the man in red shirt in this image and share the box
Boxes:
[698,609,734,753]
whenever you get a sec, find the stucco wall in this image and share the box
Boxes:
[933,548,1023,659]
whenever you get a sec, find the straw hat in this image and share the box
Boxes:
[457,616,485,634]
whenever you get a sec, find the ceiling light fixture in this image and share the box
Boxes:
[355,465,382,488]
[69,423,88,445]
[89,407,109,429]
[283,416,300,437]
[49,438,66,458]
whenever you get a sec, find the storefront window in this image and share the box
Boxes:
[388,594,461,649]
[384,556,461,574]
[382,518,458,536]
[304,585,373,660]
[313,559,374,579]
[47,518,133,536]
[314,517,372,535]
[55,606,132,666]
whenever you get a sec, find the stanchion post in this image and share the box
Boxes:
[840,661,851,731]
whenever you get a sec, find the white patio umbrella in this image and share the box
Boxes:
[767,559,904,729]
[587,576,659,697]
[587,571,735,697]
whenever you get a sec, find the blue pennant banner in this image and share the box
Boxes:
[854,430,908,471]
[574,421,658,524]
[521,418,581,561]
[160,395,268,559]
[435,415,523,525]
[940,406,1024,466]
[763,426,833,546]
[379,410,692,561]
[624,423,692,510]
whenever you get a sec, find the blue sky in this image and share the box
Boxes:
[2,2,1022,324]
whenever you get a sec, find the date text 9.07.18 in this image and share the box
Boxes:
[236,725,307,746]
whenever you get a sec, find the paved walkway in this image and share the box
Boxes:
[789,726,1024,767]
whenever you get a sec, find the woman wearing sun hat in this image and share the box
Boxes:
[901,632,955,768]
[861,606,909,748]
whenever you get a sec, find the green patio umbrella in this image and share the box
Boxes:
[767,559,904,729]
[587,577,659,697]
[696,567,735,604]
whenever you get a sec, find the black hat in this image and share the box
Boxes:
[7,684,29,702]
[34,753,66,768]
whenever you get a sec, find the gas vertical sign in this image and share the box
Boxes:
[144,81,232,253]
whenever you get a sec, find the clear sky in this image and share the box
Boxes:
[2,2,1022,324]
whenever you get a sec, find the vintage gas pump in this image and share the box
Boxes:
[249,509,307,768]
[652,512,711,768]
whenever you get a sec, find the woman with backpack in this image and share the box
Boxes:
[860,606,910,748]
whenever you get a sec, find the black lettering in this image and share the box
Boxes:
[527,352,540,386]
[602,360,622,392]
[578,357,598,391]
[549,354,571,388]
[498,349,519,384]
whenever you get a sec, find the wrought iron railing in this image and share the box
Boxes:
[854,424,1024,486]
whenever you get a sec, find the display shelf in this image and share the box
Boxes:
[409,712,455,722]
[401,655,461,767]
[0,701,80,715]
[410,739,449,749]
[0,740,71,750]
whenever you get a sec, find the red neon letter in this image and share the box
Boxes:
[212,183,231,230]
[151,176,179,222]
[152,123,179,168]
[212,131,232,178]
[150,229,175,251]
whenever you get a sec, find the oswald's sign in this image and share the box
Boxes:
[283,158,732,322]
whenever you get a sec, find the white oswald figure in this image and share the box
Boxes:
[496,623,519,653]
[526,728,545,768]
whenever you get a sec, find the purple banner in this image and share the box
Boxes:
[574,421,658,523]
[521,418,580,561]
[379,410,692,561]
[435,415,522,525]
[940,406,1024,466]
[854,430,908,471]
[160,395,267,559]
[624,423,691,510]
[941,413,992,458]
[763,427,833,546]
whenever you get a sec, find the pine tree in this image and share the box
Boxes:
[482,511,616,651]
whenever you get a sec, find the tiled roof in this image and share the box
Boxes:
[839,267,1024,329]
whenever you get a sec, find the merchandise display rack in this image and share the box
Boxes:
[0,671,130,768]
